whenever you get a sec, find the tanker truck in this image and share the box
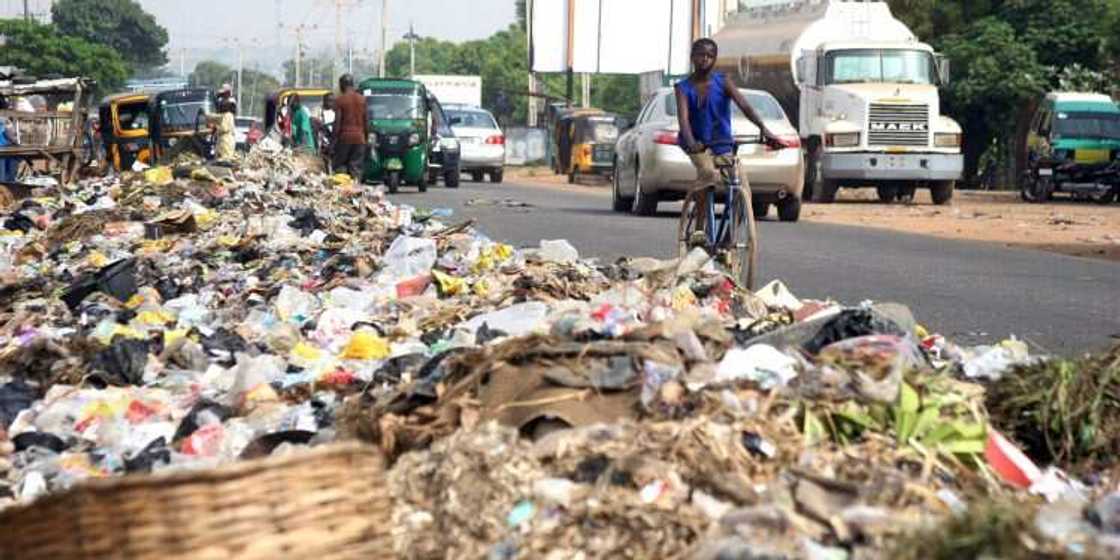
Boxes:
[714,1,963,204]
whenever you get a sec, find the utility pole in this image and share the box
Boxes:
[334,0,344,87]
[179,49,186,79]
[581,73,590,108]
[379,0,389,78]
[237,43,244,113]
[23,0,30,22]
[565,0,575,104]
[403,23,420,77]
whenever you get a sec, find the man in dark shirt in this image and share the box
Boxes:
[331,74,369,180]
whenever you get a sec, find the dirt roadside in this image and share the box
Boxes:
[506,167,1120,262]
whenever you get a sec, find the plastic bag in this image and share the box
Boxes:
[539,239,579,263]
[382,236,437,280]
[461,302,549,339]
[715,344,799,390]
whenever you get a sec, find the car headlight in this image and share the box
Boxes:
[827,132,860,148]
[934,133,961,148]
[409,132,420,146]
[367,132,379,147]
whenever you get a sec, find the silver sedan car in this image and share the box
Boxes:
[612,87,805,221]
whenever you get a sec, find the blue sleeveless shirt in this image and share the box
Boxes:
[676,72,734,155]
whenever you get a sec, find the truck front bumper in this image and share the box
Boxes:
[824,152,963,181]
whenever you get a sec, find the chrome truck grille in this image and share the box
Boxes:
[868,103,930,147]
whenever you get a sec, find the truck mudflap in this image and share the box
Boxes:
[823,153,963,181]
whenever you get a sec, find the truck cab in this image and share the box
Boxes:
[799,40,963,203]
[1022,92,1120,203]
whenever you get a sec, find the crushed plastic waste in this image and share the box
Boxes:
[1,144,1116,558]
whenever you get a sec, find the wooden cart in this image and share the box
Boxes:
[0,77,94,185]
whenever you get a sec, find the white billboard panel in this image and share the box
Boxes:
[530,0,697,75]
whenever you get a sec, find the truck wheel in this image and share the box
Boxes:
[1089,190,1117,205]
[814,179,839,203]
[490,169,504,183]
[753,200,769,219]
[386,172,400,194]
[778,197,802,222]
[930,180,955,205]
[876,185,898,203]
[445,169,461,188]
[471,171,484,182]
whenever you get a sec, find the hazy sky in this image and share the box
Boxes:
[2,0,517,75]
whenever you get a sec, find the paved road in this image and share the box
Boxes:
[388,178,1120,354]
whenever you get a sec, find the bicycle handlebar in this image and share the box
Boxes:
[688,135,780,154]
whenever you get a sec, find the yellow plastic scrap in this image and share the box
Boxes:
[291,342,324,363]
[135,309,175,326]
[86,251,110,268]
[193,209,219,229]
[217,235,241,247]
[432,270,466,296]
[332,173,354,187]
[163,329,188,346]
[915,324,930,339]
[472,278,492,297]
[143,166,174,186]
[125,294,146,309]
[340,331,390,360]
[671,285,698,311]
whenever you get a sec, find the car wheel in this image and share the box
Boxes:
[445,168,461,189]
[1089,189,1117,205]
[386,172,400,194]
[490,169,504,183]
[778,197,802,222]
[930,180,955,205]
[752,200,770,219]
[876,185,897,203]
[631,162,658,216]
[611,158,634,212]
[814,179,839,203]
[417,171,428,193]
[471,171,484,182]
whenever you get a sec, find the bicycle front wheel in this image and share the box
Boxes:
[678,188,705,260]
[725,187,758,290]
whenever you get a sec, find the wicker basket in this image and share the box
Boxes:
[0,442,393,560]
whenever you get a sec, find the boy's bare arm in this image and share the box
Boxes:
[675,87,700,152]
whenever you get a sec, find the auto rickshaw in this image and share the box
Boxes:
[148,88,217,163]
[359,78,434,193]
[553,109,621,184]
[98,92,152,171]
[264,87,332,135]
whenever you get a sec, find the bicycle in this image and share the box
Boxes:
[677,137,765,290]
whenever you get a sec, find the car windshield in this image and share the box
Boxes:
[159,96,213,131]
[665,90,787,124]
[1053,111,1120,140]
[825,49,936,85]
[447,109,498,129]
[118,102,149,131]
[365,90,423,120]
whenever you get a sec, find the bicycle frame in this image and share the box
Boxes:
[704,158,742,249]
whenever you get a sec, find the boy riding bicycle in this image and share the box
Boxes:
[675,38,782,191]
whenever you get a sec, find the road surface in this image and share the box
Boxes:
[388,178,1120,354]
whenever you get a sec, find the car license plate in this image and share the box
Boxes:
[386,158,403,171]
[1039,168,1053,176]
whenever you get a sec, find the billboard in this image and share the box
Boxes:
[529,0,696,75]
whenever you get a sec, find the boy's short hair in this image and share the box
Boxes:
[692,38,718,55]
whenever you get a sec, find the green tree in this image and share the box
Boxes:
[0,19,128,94]
[52,0,169,72]
[940,18,1046,184]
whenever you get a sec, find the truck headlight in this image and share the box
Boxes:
[367,132,379,147]
[826,132,860,148]
[934,133,961,148]
[409,132,420,146]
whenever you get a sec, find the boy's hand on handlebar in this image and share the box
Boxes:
[761,129,785,150]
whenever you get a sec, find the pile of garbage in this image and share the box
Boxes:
[2,147,1119,558]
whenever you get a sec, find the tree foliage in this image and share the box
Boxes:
[0,19,128,94]
[888,0,1119,186]
[52,0,169,71]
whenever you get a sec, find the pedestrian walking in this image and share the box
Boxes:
[206,97,237,161]
[331,74,368,180]
[0,96,19,183]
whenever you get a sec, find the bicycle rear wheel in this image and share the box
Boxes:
[724,187,758,290]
